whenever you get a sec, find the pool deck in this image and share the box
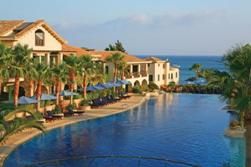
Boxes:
[0,94,148,166]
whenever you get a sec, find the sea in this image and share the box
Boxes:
[137,55,225,84]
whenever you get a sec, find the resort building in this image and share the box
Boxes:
[0,19,179,98]
[144,57,179,86]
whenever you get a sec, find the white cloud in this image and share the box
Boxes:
[53,10,251,55]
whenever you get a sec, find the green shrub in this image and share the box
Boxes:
[148,82,159,91]
[33,112,44,119]
[52,106,62,114]
[73,94,82,99]
[80,100,90,106]
[66,103,76,111]
[132,86,142,94]
[168,81,176,87]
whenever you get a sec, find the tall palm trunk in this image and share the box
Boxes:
[13,75,20,107]
[56,80,61,105]
[0,80,2,95]
[69,70,75,105]
[113,65,117,83]
[240,111,245,129]
[82,75,87,99]
[36,80,42,111]
[121,69,124,80]
[28,80,34,96]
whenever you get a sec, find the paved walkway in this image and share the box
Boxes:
[0,95,147,166]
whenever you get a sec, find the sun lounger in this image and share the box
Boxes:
[73,109,85,116]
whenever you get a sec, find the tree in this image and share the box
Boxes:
[64,55,81,104]
[117,61,128,80]
[9,44,32,107]
[0,109,44,143]
[105,53,125,82]
[115,40,126,53]
[32,62,51,110]
[51,63,68,105]
[189,63,202,79]
[105,40,126,53]
[0,43,11,95]
[64,55,80,91]
[205,44,251,130]
[78,55,96,99]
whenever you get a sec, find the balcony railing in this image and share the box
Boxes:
[23,155,201,167]
[125,71,148,79]
[140,71,147,77]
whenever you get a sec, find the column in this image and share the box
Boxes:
[57,52,63,65]
[45,53,50,65]
[138,64,141,77]
[130,65,133,78]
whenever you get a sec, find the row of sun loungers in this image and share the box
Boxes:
[90,95,130,108]
[43,94,130,122]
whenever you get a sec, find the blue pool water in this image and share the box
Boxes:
[5,94,245,167]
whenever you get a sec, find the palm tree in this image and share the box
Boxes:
[0,43,11,95]
[51,63,68,105]
[105,52,125,82]
[9,44,32,107]
[117,61,128,80]
[64,55,82,104]
[205,44,251,130]
[78,55,96,99]
[0,109,44,143]
[189,63,202,79]
[32,62,51,110]
[64,55,80,92]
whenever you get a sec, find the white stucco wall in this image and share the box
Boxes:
[14,25,62,51]
[148,61,180,87]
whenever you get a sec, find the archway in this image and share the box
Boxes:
[126,83,133,93]
[134,80,140,87]
[141,79,148,91]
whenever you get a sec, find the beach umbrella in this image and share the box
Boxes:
[108,82,121,87]
[60,90,79,96]
[96,83,113,89]
[32,93,57,101]
[87,85,104,91]
[18,96,38,105]
[117,80,130,85]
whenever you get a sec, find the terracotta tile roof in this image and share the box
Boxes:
[89,51,147,63]
[0,19,66,44]
[62,44,90,56]
[0,20,25,36]
[144,56,164,62]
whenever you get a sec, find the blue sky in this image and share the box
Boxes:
[1,0,251,55]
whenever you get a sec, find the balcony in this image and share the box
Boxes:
[133,72,140,78]
[125,71,148,79]
[140,71,147,77]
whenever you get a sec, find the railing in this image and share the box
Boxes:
[140,71,147,77]
[22,155,201,167]
[133,72,140,78]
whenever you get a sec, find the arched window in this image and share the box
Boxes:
[35,29,44,46]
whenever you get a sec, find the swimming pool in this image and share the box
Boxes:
[4,94,245,167]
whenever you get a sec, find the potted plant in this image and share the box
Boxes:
[79,99,91,110]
